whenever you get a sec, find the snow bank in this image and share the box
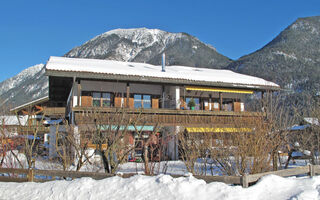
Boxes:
[0,174,319,200]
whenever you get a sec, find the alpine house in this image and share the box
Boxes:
[45,56,280,160]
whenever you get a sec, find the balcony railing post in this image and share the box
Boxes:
[219,92,223,110]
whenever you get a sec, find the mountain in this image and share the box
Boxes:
[0,28,231,108]
[65,28,231,69]
[227,16,320,105]
[3,19,320,109]
[0,64,48,109]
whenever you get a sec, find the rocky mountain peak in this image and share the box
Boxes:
[64,27,228,68]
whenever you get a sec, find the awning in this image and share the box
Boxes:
[99,125,154,132]
[186,127,252,133]
[185,86,254,94]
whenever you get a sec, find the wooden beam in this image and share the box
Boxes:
[219,92,223,110]
[126,83,130,108]
[77,80,81,107]
[72,76,76,107]
[162,85,165,108]
[261,91,264,110]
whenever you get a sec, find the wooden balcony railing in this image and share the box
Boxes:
[18,126,50,134]
[72,107,265,126]
[43,107,66,116]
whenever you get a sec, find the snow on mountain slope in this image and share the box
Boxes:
[65,28,231,69]
[0,64,48,108]
[0,64,44,96]
[226,16,320,110]
[0,28,232,108]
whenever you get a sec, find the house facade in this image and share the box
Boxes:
[45,56,280,160]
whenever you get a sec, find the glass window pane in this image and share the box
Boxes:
[186,98,192,110]
[93,100,101,107]
[101,93,111,107]
[93,92,101,98]
[186,98,200,110]
[134,94,142,100]
[143,95,151,109]
[93,92,101,107]
[102,100,110,107]
[194,98,200,110]
[134,94,142,108]
[102,93,110,99]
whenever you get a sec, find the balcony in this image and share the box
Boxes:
[67,86,265,127]
[72,106,264,126]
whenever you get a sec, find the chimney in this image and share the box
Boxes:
[161,53,166,72]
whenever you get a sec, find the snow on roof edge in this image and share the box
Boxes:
[46,56,280,90]
[10,96,49,112]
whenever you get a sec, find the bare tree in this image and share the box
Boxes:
[134,123,162,175]
[17,113,45,169]
[290,94,320,165]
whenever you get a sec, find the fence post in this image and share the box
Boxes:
[28,168,34,182]
[241,174,249,188]
[309,165,315,177]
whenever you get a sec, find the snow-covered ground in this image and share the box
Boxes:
[0,174,320,200]
[1,150,312,175]
[1,151,320,199]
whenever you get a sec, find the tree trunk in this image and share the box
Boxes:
[99,149,110,174]
[144,144,149,175]
[272,151,278,171]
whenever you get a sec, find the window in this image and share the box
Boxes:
[102,93,111,107]
[92,92,113,107]
[134,94,152,108]
[134,94,142,108]
[93,92,101,107]
[186,97,200,110]
[142,95,151,108]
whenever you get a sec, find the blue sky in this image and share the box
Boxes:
[0,0,319,82]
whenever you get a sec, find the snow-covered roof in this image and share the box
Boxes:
[45,56,280,90]
[10,96,49,112]
[0,115,28,126]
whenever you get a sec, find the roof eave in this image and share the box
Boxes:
[45,69,280,91]
[10,96,49,113]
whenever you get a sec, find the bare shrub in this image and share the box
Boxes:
[179,92,293,175]
[178,131,212,175]
[291,95,320,164]
[210,117,274,175]
[79,108,146,174]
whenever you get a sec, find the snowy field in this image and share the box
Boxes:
[0,174,320,200]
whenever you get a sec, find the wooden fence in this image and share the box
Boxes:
[0,165,319,188]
